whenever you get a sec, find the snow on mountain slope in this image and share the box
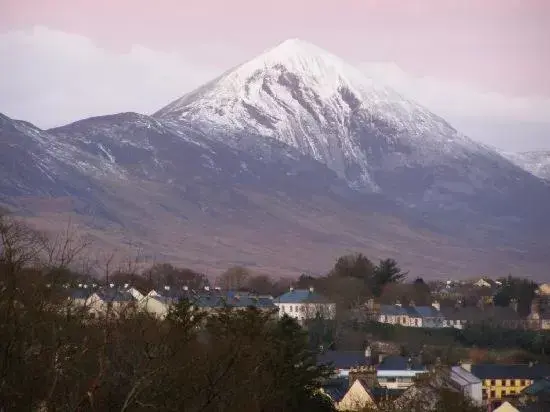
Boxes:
[156,39,482,191]
[0,113,125,199]
[502,151,550,181]
[154,38,549,219]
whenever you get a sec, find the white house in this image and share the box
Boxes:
[86,287,137,317]
[448,365,483,406]
[275,287,336,323]
[378,301,445,328]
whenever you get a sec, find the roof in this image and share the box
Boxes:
[321,377,349,403]
[276,289,330,304]
[450,366,482,386]
[317,351,370,370]
[522,378,550,396]
[377,356,426,372]
[411,305,443,318]
[69,288,94,300]
[379,304,409,316]
[471,364,550,380]
[153,289,276,309]
[95,288,136,302]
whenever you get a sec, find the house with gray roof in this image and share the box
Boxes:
[376,355,428,390]
[143,287,276,319]
[378,302,445,328]
[86,287,138,317]
[275,287,335,323]
[317,349,373,377]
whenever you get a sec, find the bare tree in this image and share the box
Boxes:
[215,266,251,290]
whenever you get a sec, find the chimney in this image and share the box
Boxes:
[365,345,372,359]
[432,300,440,311]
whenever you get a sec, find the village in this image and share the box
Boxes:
[64,276,550,412]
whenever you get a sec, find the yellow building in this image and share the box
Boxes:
[466,364,550,402]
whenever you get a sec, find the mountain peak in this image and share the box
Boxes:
[233,37,363,88]
[263,37,330,58]
[154,38,482,192]
[154,38,373,121]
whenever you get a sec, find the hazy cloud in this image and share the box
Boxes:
[360,62,550,151]
[0,26,220,128]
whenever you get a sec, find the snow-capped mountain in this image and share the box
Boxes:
[2,39,550,278]
[154,39,547,220]
[502,151,550,181]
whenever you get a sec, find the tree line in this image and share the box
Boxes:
[0,213,336,411]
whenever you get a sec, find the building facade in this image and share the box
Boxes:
[275,288,336,323]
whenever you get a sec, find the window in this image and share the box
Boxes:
[491,380,496,386]
[490,390,496,398]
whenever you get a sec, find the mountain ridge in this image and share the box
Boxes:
[1,39,550,279]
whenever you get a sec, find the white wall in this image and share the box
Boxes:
[275,302,336,321]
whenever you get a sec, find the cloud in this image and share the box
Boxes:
[360,62,550,151]
[0,26,221,128]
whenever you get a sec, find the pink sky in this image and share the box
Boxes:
[2,0,549,96]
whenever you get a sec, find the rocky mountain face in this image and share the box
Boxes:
[1,39,549,278]
[502,151,550,181]
[155,39,549,222]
